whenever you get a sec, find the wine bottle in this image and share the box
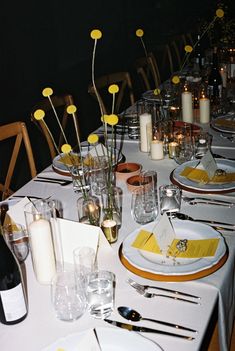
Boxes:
[207,47,222,101]
[0,230,27,325]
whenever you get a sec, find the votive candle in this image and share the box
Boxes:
[168,141,179,158]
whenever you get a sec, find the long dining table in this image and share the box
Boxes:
[1,120,235,351]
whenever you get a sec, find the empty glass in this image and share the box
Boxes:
[131,188,158,224]
[194,132,212,159]
[159,184,181,214]
[51,269,87,321]
[87,270,114,319]
[88,156,109,195]
[73,246,96,287]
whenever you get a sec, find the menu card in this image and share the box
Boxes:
[200,151,218,179]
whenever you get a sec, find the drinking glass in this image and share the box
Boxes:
[70,165,90,193]
[73,246,96,287]
[131,188,158,224]
[2,223,29,262]
[88,156,109,195]
[51,269,87,321]
[159,184,181,214]
[194,132,212,159]
[87,270,114,319]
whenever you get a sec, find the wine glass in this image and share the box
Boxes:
[2,223,29,262]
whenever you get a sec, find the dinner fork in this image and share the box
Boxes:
[182,196,235,208]
[34,178,72,186]
[127,278,200,299]
[136,290,200,304]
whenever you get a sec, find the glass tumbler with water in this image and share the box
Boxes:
[87,270,114,319]
[159,184,181,214]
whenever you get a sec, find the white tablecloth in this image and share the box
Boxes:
[1,135,235,351]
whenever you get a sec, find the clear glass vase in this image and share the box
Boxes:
[101,186,122,229]
[77,195,100,226]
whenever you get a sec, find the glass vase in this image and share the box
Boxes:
[77,194,100,226]
[101,186,122,230]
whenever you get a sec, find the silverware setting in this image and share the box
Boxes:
[182,196,235,207]
[34,176,72,186]
[127,278,200,299]
[104,319,195,340]
[127,278,200,304]
[118,306,198,333]
[169,212,235,231]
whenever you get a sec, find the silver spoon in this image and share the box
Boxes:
[118,306,197,333]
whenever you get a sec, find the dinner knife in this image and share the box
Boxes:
[104,319,195,340]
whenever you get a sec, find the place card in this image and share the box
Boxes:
[55,218,112,265]
[72,329,101,351]
[88,143,108,157]
[152,213,176,253]
[6,197,30,227]
[200,150,218,179]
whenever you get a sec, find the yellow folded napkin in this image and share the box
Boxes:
[180,166,235,184]
[132,229,219,258]
[57,154,82,166]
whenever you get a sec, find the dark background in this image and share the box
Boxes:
[0,0,234,190]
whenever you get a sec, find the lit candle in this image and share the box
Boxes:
[168,141,179,158]
[199,98,210,124]
[181,91,193,123]
[139,113,152,152]
[150,140,164,160]
[28,219,56,284]
[220,67,227,88]
[101,219,118,243]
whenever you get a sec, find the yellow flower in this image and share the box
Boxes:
[90,29,102,40]
[87,134,99,144]
[61,144,72,154]
[216,9,224,18]
[107,114,119,126]
[42,87,53,97]
[172,75,180,84]
[153,88,161,95]
[108,84,119,94]
[101,114,109,123]
[34,109,45,120]
[67,105,77,114]
[184,45,193,53]
[136,28,144,37]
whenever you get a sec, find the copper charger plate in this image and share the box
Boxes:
[119,244,228,282]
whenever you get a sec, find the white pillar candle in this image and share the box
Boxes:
[139,113,152,152]
[199,98,210,124]
[28,219,56,284]
[181,92,193,123]
[150,140,164,160]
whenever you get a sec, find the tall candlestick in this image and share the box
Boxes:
[150,140,164,160]
[28,219,56,284]
[199,98,210,124]
[181,92,193,123]
[139,113,152,152]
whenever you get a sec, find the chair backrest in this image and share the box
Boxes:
[31,94,78,160]
[0,121,37,200]
[88,71,135,115]
[134,53,161,91]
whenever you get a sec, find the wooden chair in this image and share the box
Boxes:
[134,53,161,91]
[31,94,78,160]
[0,121,37,200]
[88,71,135,115]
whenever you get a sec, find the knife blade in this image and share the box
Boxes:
[104,319,195,340]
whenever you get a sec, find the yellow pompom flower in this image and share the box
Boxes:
[172,75,180,84]
[42,87,53,97]
[87,134,99,144]
[108,84,119,94]
[34,109,45,120]
[107,114,119,126]
[61,144,72,154]
[136,29,144,37]
[216,8,224,18]
[101,114,109,123]
[184,45,193,53]
[67,105,77,114]
[90,29,102,40]
[153,88,161,95]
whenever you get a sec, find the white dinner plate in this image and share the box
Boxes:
[41,327,162,351]
[211,113,235,133]
[172,159,235,193]
[122,220,226,276]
